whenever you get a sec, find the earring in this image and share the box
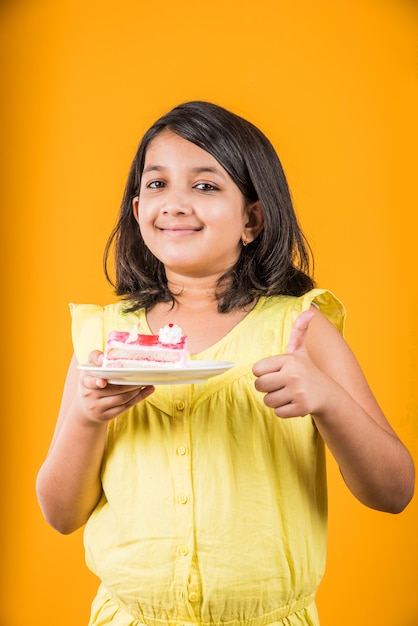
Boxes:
[241,236,248,247]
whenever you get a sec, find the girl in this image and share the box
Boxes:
[36,101,414,626]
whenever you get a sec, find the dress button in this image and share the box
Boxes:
[175,401,185,411]
[176,445,187,456]
[188,592,198,602]
[177,493,188,504]
[178,544,189,556]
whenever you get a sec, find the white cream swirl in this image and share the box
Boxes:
[158,323,183,345]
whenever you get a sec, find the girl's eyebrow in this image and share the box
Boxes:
[142,164,226,177]
[190,166,225,177]
[142,165,164,174]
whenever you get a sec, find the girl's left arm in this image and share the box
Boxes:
[253,308,415,513]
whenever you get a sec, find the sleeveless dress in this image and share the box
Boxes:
[70,289,345,626]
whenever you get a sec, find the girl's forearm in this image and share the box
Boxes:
[312,387,415,513]
[36,407,108,534]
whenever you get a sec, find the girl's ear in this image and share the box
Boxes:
[243,201,264,243]
[132,196,140,223]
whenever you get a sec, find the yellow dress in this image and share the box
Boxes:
[70,289,345,626]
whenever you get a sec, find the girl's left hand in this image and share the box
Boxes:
[252,310,333,418]
[253,309,415,512]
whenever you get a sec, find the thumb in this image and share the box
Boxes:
[286,309,315,354]
[88,349,104,366]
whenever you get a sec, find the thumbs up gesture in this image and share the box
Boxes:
[285,309,315,354]
[253,308,324,418]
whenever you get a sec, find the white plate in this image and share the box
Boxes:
[78,360,235,385]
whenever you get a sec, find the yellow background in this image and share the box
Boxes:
[1,0,417,624]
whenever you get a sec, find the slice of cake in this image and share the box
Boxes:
[102,322,188,368]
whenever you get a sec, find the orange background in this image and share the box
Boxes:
[1,1,417,624]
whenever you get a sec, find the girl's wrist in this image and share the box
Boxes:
[68,400,111,430]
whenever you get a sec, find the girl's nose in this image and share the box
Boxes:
[162,190,192,214]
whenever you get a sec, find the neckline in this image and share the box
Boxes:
[139,297,267,357]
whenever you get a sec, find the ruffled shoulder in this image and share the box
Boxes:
[250,289,345,358]
[297,288,346,334]
[69,301,141,364]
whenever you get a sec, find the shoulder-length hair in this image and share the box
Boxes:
[104,100,315,313]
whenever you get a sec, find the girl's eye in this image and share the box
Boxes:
[195,182,219,192]
[147,180,166,189]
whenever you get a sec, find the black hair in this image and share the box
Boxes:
[104,100,315,313]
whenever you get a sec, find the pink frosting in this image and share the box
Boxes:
[106,330,187,349]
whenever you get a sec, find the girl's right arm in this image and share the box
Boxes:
[36,351,154,534]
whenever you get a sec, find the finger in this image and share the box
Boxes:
[99,385,155,418]
[83,384,155,421]
[81,370,108,389]
[253,369,284,392]
[286,309,315,354]
[106,384,155,408]
[94,377,108,388]
[87,350,104,366]
[252,355,284,377]
[85,350,105,386]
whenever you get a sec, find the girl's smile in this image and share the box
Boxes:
[155,224,202,237]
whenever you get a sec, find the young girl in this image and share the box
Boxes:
[36,101,414,626]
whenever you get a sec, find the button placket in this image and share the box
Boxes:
[171,388,195,605]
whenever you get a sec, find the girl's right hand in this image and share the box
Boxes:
[77,349,155,423]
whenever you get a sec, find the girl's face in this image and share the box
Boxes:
[133,130,262,280]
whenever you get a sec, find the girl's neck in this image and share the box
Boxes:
[165,274,221,309]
